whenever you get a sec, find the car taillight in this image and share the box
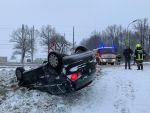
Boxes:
[68,72,80,81]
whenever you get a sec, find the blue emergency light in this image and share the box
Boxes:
[98,43,105,48]
[98,43,116,49]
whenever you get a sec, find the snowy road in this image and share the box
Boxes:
[0,64,150,113]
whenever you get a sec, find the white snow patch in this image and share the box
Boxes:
[0,64,150,113]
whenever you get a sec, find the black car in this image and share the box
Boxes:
[15,46,96,95]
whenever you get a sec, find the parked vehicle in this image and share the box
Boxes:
[96,47,117,65]
[15,46,96,95]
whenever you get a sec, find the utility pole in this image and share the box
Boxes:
[142,21,146,49]
[64,33,66,38]
[31,26,34,63]
[73,26,75,49]
[140,27,143,48]
[21,24,25,64]
[148,32,150,54]
[48,31,50,55]
[62,33,66,53]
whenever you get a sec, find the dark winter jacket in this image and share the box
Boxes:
[134,47,146,61]
[123,48,133,60]
[116,54,121,59]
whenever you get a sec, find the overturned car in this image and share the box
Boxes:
[15,46,96,95]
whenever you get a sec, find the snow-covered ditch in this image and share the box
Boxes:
[0,64,150,113]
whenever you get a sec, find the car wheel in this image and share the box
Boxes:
[48,52,62,70]
[15,67,25,81]
[103,63,106,65]
[111,63,114,65]
[75,46,88,53]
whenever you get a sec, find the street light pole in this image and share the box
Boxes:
[134,19,143,47]
[127,19,139,47]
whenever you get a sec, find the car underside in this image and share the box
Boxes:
[15,46,97,95]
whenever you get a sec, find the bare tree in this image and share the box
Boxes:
[134,18,149,49]
[80,31,102,50]
[80,25,126,54]
[80,38,88,47]
[147,28,150,55]
[40,25,56,55]
[10,24,31,63]
[105,25,123,47]
[29,26,39,63]
[80,19,150,56]
[50,34,71,53]
[40,25,71,54]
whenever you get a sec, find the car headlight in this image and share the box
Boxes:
[102,59,106,62]
[112,59,116,62]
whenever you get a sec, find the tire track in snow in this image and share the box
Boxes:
[100,66,136,113]
[109,68,135,113]
[114,79,135,113]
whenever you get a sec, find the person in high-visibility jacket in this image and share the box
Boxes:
[134,44,146,70]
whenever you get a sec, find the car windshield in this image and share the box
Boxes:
[98,48,117,54]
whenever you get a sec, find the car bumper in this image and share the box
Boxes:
[101,59,116,63]
[73,73,95,91]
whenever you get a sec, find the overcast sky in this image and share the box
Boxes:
[0,0,150,59]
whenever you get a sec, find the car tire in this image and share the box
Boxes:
[48,52,62,70]
[111,63,114,65]
[103,63,106,65]
[15,67,25,81]
[75,46,88,53]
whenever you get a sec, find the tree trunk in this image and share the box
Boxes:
[21,51,25,64]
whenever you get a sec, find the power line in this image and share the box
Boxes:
[0,43,14,45]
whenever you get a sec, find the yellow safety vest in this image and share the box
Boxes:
[136,50,143,61]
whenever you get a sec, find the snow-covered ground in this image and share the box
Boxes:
[0,64,150,113]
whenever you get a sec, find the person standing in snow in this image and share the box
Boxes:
[123,46,133,69]
[134,44,146,70]
[116,54,121,65]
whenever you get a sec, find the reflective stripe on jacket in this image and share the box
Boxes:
[135,49,144,61]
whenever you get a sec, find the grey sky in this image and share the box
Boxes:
[0,0,150,59]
